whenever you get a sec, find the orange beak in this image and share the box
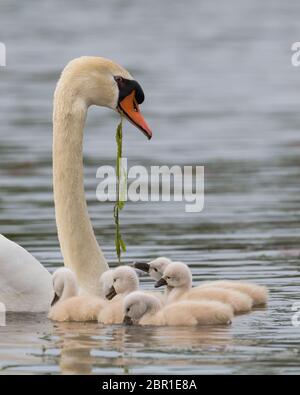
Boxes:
[118,91,152,140]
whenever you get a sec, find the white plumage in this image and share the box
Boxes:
[1,57,151,312]
[0,235,53,312]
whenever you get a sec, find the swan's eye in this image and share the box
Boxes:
[167,276,170,280]
[154,268,158,272]
[114,279,117,283]
[114,76,124,85]
[126,307,130,312]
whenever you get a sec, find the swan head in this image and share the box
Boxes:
[56,56,152,139]
[133,257,172,280]
[123,291,162,325]
[106,266,139,300]
[155,261,192,290]
[52,267,79,305]
[99,269,114,298]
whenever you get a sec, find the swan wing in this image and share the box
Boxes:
[0,235,53,312]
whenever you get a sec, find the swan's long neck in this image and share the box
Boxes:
[53,84,108,296]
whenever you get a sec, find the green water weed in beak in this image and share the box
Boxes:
[113,118,127,263]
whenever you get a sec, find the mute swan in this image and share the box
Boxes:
[136,257,268,307]
[0,56,152,311]
[48,268,106,322]
[123,291,233,326]
[98,266,165,324]
[0,235,53,312]
[155,262,252,314]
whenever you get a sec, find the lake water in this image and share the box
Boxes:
[1,0,300,375]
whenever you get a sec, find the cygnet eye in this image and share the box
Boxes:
[126,307,130,312]
[154,268,158,272]
[114,279,117,283]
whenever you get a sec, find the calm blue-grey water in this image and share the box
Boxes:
[1,0,300,374]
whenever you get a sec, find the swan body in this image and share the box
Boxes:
[155,261,252,314]
[199,280,268,307]
[183,287,252,314]
[97,294,125,325]
[0,235,53,312]
[123,291,233,326]
[49,294,106,322]
[48,268,106,322]
[1,56,152,311]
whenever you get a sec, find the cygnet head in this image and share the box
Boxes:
[133,257,172,281]
[123,291,162,325]
[106,266,139,300]
[52,267,78,306]
[155,262,192,290]
[99,269,114,298]
[56,56,152,139]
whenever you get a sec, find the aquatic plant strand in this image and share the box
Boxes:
[114,118,126,264]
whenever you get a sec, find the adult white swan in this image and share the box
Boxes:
[0,57,152,312]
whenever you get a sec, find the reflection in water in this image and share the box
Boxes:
[1,0,300,374]
[51,322,233,375]
[60,347,93,375]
